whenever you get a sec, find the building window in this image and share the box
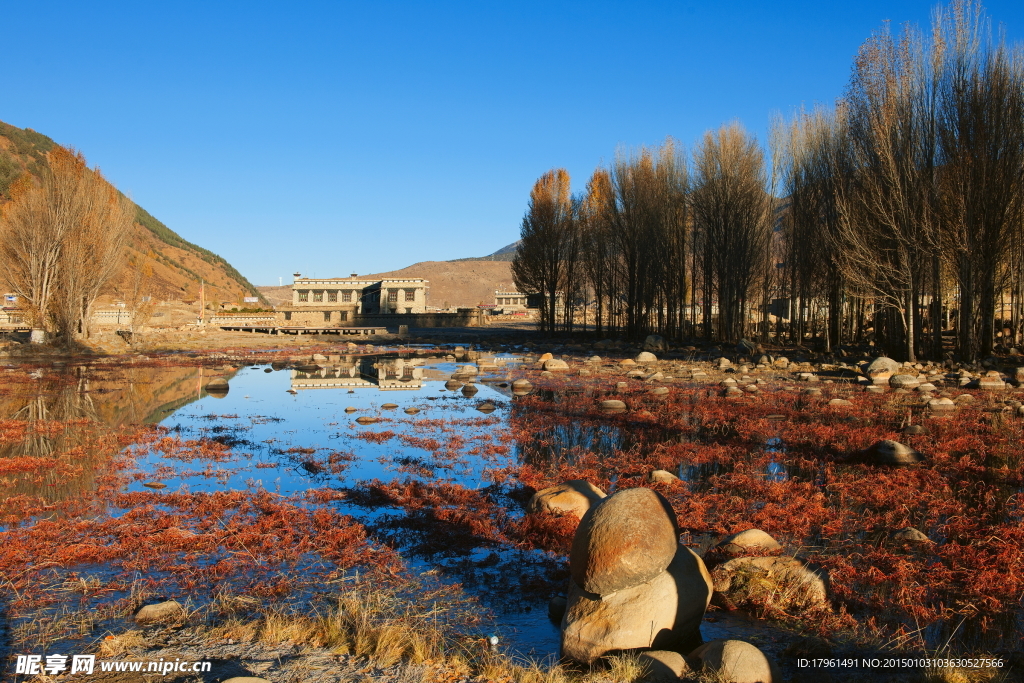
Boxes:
[327,290,337,302]
[405,289,415,302]
[405,307,412,314]
[298,291,308,302]
[342,290,352,302]
[388,290,398,303]
[341,311,348,322]
[284,311,292,321]
[324,311,332,322]
[313,290,324,302]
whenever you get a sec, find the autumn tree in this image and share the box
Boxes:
[512,169,575,333]
[0,146,134,344]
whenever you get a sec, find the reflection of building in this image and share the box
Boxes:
[291,357,424,391]
[277,276,429,327]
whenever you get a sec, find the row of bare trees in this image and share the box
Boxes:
[514,1,1024,362]
[0,146,135,345]
[513,128,773,342]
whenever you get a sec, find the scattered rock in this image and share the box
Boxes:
[599,399,627,413]
[889,374,921,390]
[444,380,463,390]
[475,401,497,413]
[404,407,420,415]
[891,527,932,544]
[828,398,852,406]
[511,379,533,395]
[649,386,669,396]
[715,529,782,557]
[902,424,928,435]
[865,356,900,384]
[637,650,693,683]
[569,488,678,596]
[539,352,553,361]
[927,397,956,415]
[647,469,680,484]
[862,439,922,465]
[528,480,607,519]
[461,384,479,397]
[544,358,570,371]
[205,378,229,398]
[381,403,398,409]
[690,639,782,683]
[135,600,185,625]
[635,351,658,363]
[355,416,379,425]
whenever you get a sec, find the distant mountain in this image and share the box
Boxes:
[0,120,264,304]
[451,241,520,262]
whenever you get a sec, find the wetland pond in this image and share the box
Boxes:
[2,347,1022,669]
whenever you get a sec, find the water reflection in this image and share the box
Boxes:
[291,357,425,390]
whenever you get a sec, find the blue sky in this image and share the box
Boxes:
[4,1,1024,285]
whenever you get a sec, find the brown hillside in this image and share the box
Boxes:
[257,260,516,309]
[0,121,262,306]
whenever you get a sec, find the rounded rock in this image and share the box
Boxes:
[544,358,570,371]
[569,487,679,596]
[715,529,782,557]
[635,351,658,363]
[690,639,781,683]
[529,480,607,519]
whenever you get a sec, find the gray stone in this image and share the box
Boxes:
[889,374,921,390]
[636,351,658,363]
[135,600,185,624]
[529,480,607,520]
[690,639,781,683]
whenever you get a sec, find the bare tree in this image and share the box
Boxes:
[690,123,772,342]
[512,169,575,333]
[0,146,134,344]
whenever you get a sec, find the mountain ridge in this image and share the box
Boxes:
[0,120,264,305]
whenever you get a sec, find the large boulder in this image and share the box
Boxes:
[712,556,828,612]
[561,545,712,664]
[570,488,679,596]
[528,480,607,519]
[865,357,900,384]
[714,529,782,557]
[544,358,570,371]
[690,639,781,683]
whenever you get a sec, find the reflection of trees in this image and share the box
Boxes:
[0,365,209,515]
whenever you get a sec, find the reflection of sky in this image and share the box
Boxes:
[134,356,561,656]
[139,360,516,496]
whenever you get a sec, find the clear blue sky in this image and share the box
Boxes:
[4,1,1024,285]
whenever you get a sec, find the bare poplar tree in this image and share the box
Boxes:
[690,123,772,342]
[0,146,134,344]
[512,169,575,333]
